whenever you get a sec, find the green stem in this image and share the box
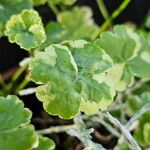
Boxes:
[0,74,5,87]
[15,76,30,94]
[97,0,109,20]
[6,65,28,92]
[92,0,131,40]
[0,74,8,93]
[12,65,27,82]
[47,2,59,15]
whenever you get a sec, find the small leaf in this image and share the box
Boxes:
[134,112,150,147]
[5,9,46,50]
[34,136,55,150]
[126,92,150,115]
[0,95,37,150]
[44,7,98,44]
[0,0,32,36]
[95,25,141,91]
[129,32,150,79]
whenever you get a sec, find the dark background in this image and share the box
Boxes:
[0,0,150,73]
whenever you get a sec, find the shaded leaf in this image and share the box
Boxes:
[0,0,32,36]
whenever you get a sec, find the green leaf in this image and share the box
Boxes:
[5,9,46,50]
[0,0,33,36]
[58,7,98,40]
[126,92,150,116]
[44,7,98,45]
[134,112,150,147]
[48,0,77,6]
[68,42,115,114]
[0,95,37,150]
[34,136,55,150]
[30,44,80,119]
[126,92,150,147]
[129,32,150,78]
[30,42,115,119]
[95,25,141,91]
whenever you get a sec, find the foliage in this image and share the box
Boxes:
[5,9,46,50]
[29,42,114,119]
[0,0,150,149]
[0,95,55,150]
[0,0,33,36]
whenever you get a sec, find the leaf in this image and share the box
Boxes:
[95,25,141,91]
[30,42,115,119]
[126,92,150,116]
[44,7,98,45]
[48,0,77,6]
[5,9,46,50]
[0,0,32,36]
[34,136,55,150]
[0,95,37,150]
[126,92,150,147]
[134,112,150,147]
[129,32,150,78]
[30,44,80,119]
[58,7,98,40]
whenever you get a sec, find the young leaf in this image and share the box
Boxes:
[34,136,55,150]
[30,42,115,119]
[5,9,46,50]
[95,25,141,91]
[126,92,150,116]
[0,95,37,150]
[134,112,150,147]
[0,0,33,36]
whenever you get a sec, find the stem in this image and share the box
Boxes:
[72,114,105,150]
[97,0,109,20]
[92,115,120,138]
[92,0,131,40]
[116,93,126,124]
[47,2,59,15]
[18,87,36,96]
[12,65,27,82]
[125,104,150,129]
[37,124,76,135]
[5,65,28,93]
[15,76,30,94]
[125,79,148,95]
[103,112,141,150]
[0,74,7,91]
